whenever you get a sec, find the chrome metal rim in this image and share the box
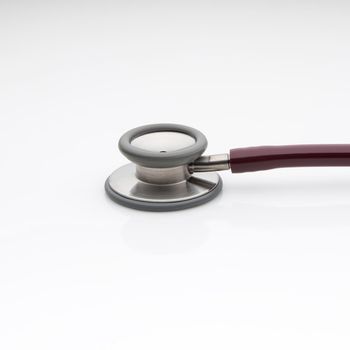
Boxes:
[105,164,222,211]
[118,124,208,168]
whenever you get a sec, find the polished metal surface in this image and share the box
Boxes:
[190,153,230,173]
[119,124,208,169]
[131,131,196,152]
[136,165,190,185]
[107,124,223,210]
[107,163,222,203]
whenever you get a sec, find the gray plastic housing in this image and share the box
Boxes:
[118,123,208,168]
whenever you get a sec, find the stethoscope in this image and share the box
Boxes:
[105,123,350,211]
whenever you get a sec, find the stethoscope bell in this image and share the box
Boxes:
[105,124,225,211]
[106,123,350,211]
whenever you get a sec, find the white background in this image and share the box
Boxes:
[1,1,350,349]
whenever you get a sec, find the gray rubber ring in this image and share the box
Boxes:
[105,176,223,212]
[118,123,208,168]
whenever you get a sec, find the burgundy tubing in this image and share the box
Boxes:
[230,145,350,173]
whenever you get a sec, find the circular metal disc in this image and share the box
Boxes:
[105,164,223,211]
[118,124,208,168]
[131,131,196,152]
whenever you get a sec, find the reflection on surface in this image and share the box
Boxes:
[120,209,212,254]
[129,175,218,201]
[187,176,217,189]
[222,175,350,230]
[121,174,350,254]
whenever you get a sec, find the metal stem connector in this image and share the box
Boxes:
[189,153,230,173]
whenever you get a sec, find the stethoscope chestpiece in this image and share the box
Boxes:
[105,123,223,211]
[106,123,350,211]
